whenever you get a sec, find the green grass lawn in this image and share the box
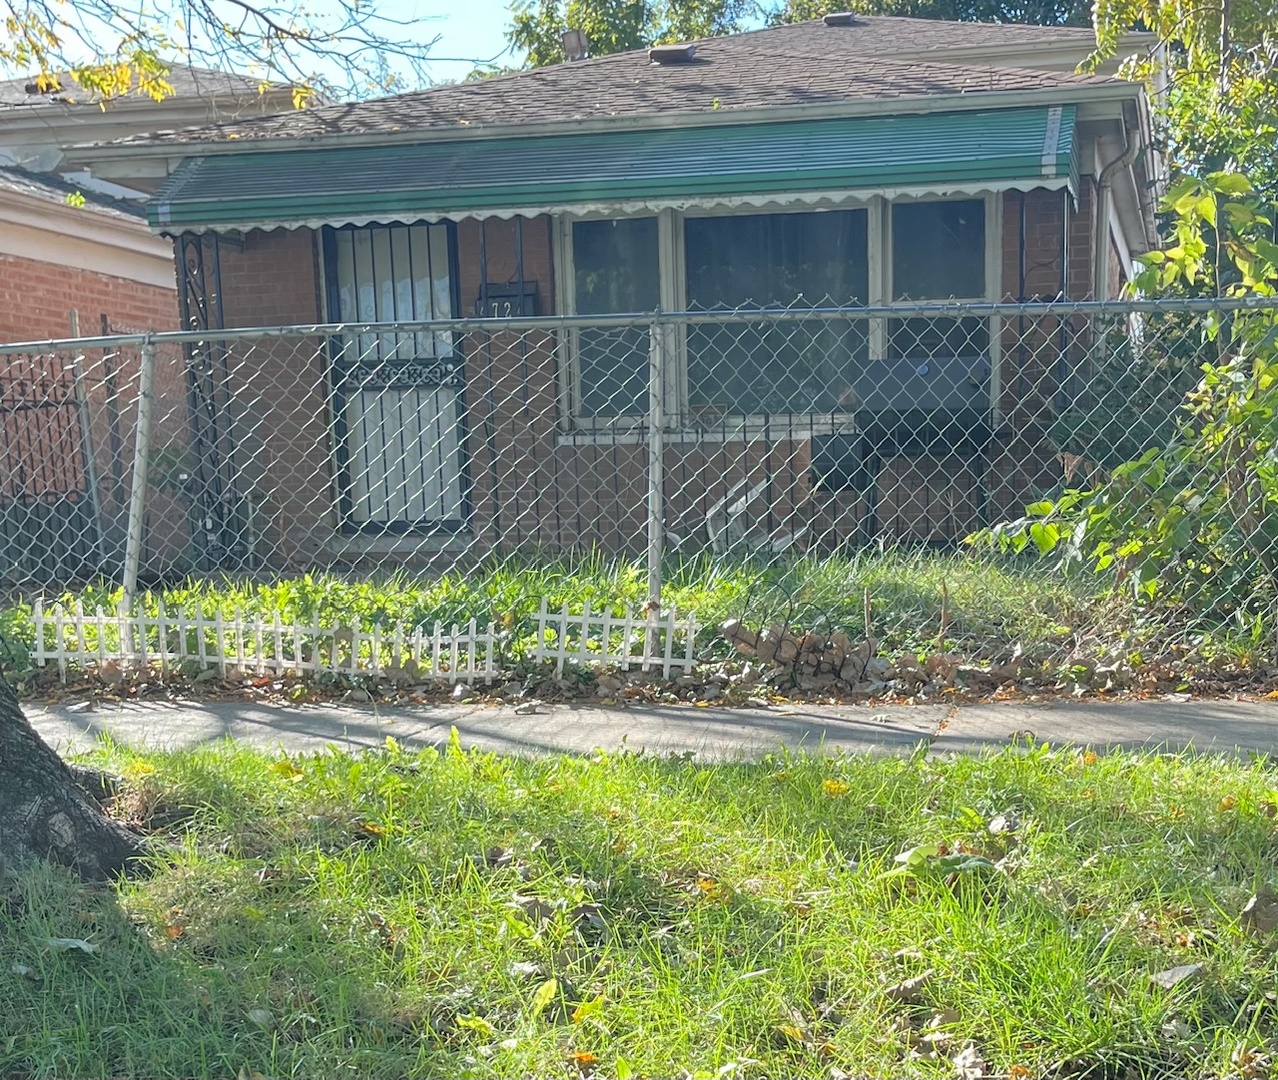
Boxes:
[5,739,1278,1079]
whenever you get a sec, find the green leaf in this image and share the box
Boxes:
[935,854,1000,875]
[616,1058,634,1080]
[457,1014,497,1038]
[530,977,558,1018]
[894,843,942,866]
[572,992,605,1024]
[1029,521,1062,555]
[1208,172,1253,196]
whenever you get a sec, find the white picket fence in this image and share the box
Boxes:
[30,597,699,684]
[533,598,699,678]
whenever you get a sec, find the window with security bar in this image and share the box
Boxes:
[326,223,456,363]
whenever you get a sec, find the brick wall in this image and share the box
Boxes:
[0,252,177,343]
[211,228,333,567]
[0,251,185,579]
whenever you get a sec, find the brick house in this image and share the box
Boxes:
[78,16,1162,569]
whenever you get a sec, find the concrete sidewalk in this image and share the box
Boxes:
[25,693,1278,760]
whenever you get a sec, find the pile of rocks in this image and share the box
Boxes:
[720,619,890,692]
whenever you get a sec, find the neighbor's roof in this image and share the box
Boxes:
[0,66,276,109]
[107,16,1134,148]
[0,166,145,220]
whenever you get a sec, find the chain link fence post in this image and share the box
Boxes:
[121,336,156,611]
[647,318,665,610]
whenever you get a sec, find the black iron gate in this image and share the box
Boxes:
[0,353,102,581]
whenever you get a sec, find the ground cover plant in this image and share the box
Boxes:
[4,738,1278,1079]
[6,548,1272,695]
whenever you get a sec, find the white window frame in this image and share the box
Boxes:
[553,193,1003,435]
[882,192,1002,420]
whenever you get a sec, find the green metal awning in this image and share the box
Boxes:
[149,105,1077,233]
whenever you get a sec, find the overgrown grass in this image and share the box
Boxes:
[5,740,1278,1079]
[6,550,1116,668]
[9,549,1270,686]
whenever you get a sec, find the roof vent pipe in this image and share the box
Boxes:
[821,11,857,25]
[562,28,589,61]
[648,43,697,63]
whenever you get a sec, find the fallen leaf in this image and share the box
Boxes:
[10,963,39,981]
[987,813,1021,835]
[530,977,558,1017]
[1241,889,1278,935]
[1079,750,1099,767]
[823,778,851,797]
[777,1023,808,1043]
[484,846,514,868]
[571,903,608,931]
[247,1008,274,1028]
[45,937,98,954]
[884,969,934,1004]
[697,877,728,901]
[513,895,559,923]
[1149,963,1203,990]
[1218,794,1238,812]
[236,1068,267,1080]
[953,1042,986,1080]
[569,1051,598,1066]
[1009,1066,1033,1079]
[456,1014,496,1038]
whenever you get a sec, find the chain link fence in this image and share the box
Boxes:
[1,297,1275,682]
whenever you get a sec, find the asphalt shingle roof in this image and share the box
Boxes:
[0,66,271,108]
[0,166,145,219]
[106,16,1126,147]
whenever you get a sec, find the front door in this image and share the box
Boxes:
[324,223,465,532]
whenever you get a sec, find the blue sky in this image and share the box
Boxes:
[0,0,520,88]
[394,0,521,82]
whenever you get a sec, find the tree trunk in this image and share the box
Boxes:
[0,676,143,882]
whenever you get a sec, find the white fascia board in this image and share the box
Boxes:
[0,190,176,288]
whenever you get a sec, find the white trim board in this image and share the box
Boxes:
[0,190,176,289]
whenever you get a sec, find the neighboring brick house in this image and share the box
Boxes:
[0,71,300,581]
[77,15,1162,567]
[0,168,176,341]
[0,67,303,342]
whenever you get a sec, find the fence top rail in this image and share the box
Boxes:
[3,295,1278,354]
